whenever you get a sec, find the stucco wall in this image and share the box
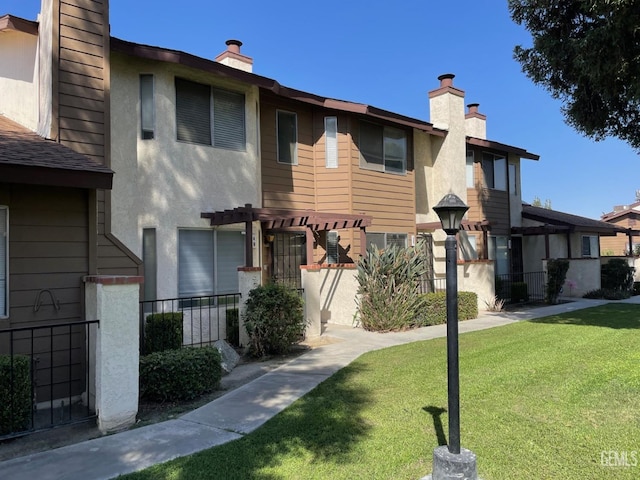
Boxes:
[302,266,359,329]
[0,30,38,131]
[110,54,262,299]
[543,258,601,298]
[458,261,495,310]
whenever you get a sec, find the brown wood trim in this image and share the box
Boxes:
[467,136,539,160]
[0,163,112,189]
[84,275,144,285]
[238,266,261,272]
[0,15,39,35]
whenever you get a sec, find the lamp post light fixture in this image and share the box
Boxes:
[425,193,480,480]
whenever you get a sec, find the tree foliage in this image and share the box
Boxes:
[509,0,640,150]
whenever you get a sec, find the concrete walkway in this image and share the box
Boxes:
[0,297,634,479]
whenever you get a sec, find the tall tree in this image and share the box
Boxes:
[509,0,640,151]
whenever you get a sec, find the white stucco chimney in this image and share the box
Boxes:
[427,74,467,209]
[465,103,486,140]
[215,39,253,73]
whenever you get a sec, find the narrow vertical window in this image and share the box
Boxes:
[277,110,298,165]
[140,74,155,139]
[325,116,338,168]
[326,231,339,264]
[466,151,474,187]
[509,163,517,195]
[142,228,157,301]
[0,207,7,317]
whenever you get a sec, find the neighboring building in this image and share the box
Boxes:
[600,200,640,256]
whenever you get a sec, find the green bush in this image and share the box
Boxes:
[416,291,478,326]
[139,347,222,402]
[633,282,640,296]
[546,259,570,304]
[583,288,631,300]
[144,312,183,354]
[356,243,429,332]
[244,283,306,357]
[226,308,240,347]
[0,355,32,435]
[601,258,635,292]
[510,282,529,302]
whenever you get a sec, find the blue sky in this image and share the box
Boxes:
[4,0,638,219]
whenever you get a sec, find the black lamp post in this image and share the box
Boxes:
[426,193,479,480]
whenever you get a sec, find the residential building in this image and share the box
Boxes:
[600,199,640,256]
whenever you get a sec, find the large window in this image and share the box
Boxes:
[582,235,599,258]
[489,235,509,276]
[459,234,478,261]
[277,110,298,165]
[178,229,245,297]
[482,152,506,190]
[140,74,155,140]
[360,121,407,174]
[175,78,245,150]
[0,206,7,317]
[365,232,407,251]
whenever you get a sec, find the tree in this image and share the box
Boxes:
[532,196,552,209]
[509,0,640,151]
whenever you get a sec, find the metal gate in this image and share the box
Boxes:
[271,232,307,289]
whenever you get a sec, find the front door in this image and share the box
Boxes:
[271,232,307,289]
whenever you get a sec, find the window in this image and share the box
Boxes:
[459,234,478,261]
[326,231,339,264]
[0,206,6,317]
[466,151,474,187]
[325,116,338,168]
[178,229,245,298]
[482,152,506,190]
[140,75,155,139]
[508,163,517,196]
[360,121,407,174]
[582,235,599,258]
[277,110,298,165]
[142,228,157,301]
[489,235,509,276]
[175,78,245,150]
[365,232,407,251]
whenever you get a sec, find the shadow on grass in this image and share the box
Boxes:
[423,406,447,447]
[529,303,640,329]
[131,363,374,479]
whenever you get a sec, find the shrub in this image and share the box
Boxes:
[139,346,222,402]
[0,355,32,435]
[226,308,240,347]
[546,259,570,304]
[583,288,631,300]
[633,282,640,296]
[601,258,635,292]
[356,243,429,332]
[244,283,306,357]
[144,312,183,354]
[510,282,529,302]
[416,291,478,326]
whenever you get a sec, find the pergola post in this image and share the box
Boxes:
[305,227,314,265]
[245,219,253,267]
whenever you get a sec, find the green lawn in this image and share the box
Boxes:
[122,304,640,479]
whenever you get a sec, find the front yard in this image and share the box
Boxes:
[122,304,640,479]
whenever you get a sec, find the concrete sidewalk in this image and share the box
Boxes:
[0,297,631,479]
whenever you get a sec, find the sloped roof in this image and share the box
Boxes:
[0,116,113,189]
[601,201,640,222]
[467,136,539,160]
[518,204,624,236]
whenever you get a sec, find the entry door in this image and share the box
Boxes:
[272,232,307,289]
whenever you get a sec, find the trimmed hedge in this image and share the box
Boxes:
[139,346,222,402]
[144,312,183,354]
[510,282,529,303]
[416,291,478,326]
[0,355,32,435]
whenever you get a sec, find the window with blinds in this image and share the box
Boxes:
[325,116,338,168]
[359,121,407,174]
[326,231,339,264]
[0,206,7,317]
[175,78,245,150]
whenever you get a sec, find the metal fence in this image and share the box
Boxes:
[495,271,546,303]
[139,294,241,353]
[0,320,99,440]
[418,277,447,294]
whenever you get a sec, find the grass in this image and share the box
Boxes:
[121,304,640,479]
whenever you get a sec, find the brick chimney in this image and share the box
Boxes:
[215,39,253,73]
[465,103,486,139]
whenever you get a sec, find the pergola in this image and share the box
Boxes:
[201,204,372,267]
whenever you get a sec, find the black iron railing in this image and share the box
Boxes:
[0,320,99,440]
[495,271,546,303]
[139,294,241,353]
[418,277,447,294]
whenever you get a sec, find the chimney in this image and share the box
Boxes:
[215,39,253,73]
[465,103,486,139]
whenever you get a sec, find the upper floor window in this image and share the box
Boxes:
[325,116,338,168]
[466,151,474,187]
[175,78,246,150]
[277,110,298,165]
[582,235,599,258]
[482,152,506,191]
[509,163,517,196]
[0,206,7,318]
[140,74,155,140]
[360,121,407,174]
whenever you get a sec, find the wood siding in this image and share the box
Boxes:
[600,216,637,255]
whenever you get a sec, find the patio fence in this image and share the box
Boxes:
[418,277,447,294]
[0,320,99,440]
[495,271,546,303]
